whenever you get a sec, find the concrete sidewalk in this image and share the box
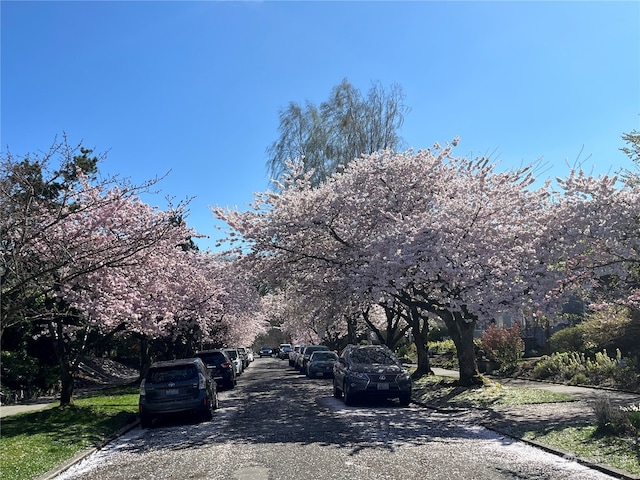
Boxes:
[0,401,56,418]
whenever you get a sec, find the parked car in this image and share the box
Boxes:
[289,345,302,367]
[278,343,292,360]
[224,348,244,375]
[297,345,330,372]
[194,349,236,390]
[306,350,339,378]
[236,347,250,369]
[139,358,218,428]
[259,346,272,357]
[245,348,255,363]
[332,344,412,406]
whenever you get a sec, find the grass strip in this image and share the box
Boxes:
[0,386,139,480]
[412,375,576,408]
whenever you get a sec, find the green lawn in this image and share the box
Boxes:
[0,386,139,480]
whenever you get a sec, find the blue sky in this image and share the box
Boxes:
[2,1,639,251]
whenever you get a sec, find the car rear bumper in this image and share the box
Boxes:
[140,395,209,415]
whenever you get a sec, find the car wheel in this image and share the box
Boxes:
[399,393,411,407]
[225,379,235,390]
[203,399,214,421]
[140,413,152,428]
[212,392,219,410]
[333,379,342,398]
[343,381,355,406]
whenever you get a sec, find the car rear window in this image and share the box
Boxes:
[312,352,338,361]
[196,353,225,365]
[147,365,198,383]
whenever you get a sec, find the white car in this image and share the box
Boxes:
[245,348,254,363]
[223,348,244,375]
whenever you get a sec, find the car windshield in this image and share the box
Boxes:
[350,349,397,365]
[147,365,197,383]
[312,352,338,362]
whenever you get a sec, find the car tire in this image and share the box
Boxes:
[343,381,355,406]
[140,413,152,428]
[399,393,411,407]
[333,380,342,398]
[225,379,235,390]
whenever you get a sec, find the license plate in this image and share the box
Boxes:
[377,383,389,390]
[165,388,179,396]
[316,372,324,377]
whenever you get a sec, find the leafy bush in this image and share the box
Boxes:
[553,308,640,358]
[531,349,639,391]
[428,319,449,342]
[550,325,585,353]
[429,339,456,355]
[480,323,524,370]
[1,350,59,402]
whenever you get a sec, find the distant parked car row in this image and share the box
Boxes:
[138,346,255,427]
[283,343,412,407]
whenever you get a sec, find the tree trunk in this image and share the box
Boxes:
[409,305,432,379]
[48,320,75,406]
[441,311,482,386]
[139,335,151,381]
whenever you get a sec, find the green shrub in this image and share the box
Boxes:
[430,339,456,355]
[550,325,585,353]
[531,349,639,391]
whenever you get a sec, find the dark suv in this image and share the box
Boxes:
[139,358,218,428]
[332,344,412,406]
[195,349,237,390]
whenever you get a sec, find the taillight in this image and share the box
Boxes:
[139,379,146,396]
[222,362,232,368]
[198,372,206,390]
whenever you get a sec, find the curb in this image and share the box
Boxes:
[36,419,140,480]
[485,423,640,480]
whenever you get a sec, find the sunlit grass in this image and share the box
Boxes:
[0,386,139,480]
[412,375,575,408]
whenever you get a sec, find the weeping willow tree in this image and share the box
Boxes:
[267,78,409,187]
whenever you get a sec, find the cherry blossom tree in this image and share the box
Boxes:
[550,171,640,312]
[215,141,564,384]
[2,140,267,405]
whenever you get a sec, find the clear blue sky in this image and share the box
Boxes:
[2,1,639,251]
